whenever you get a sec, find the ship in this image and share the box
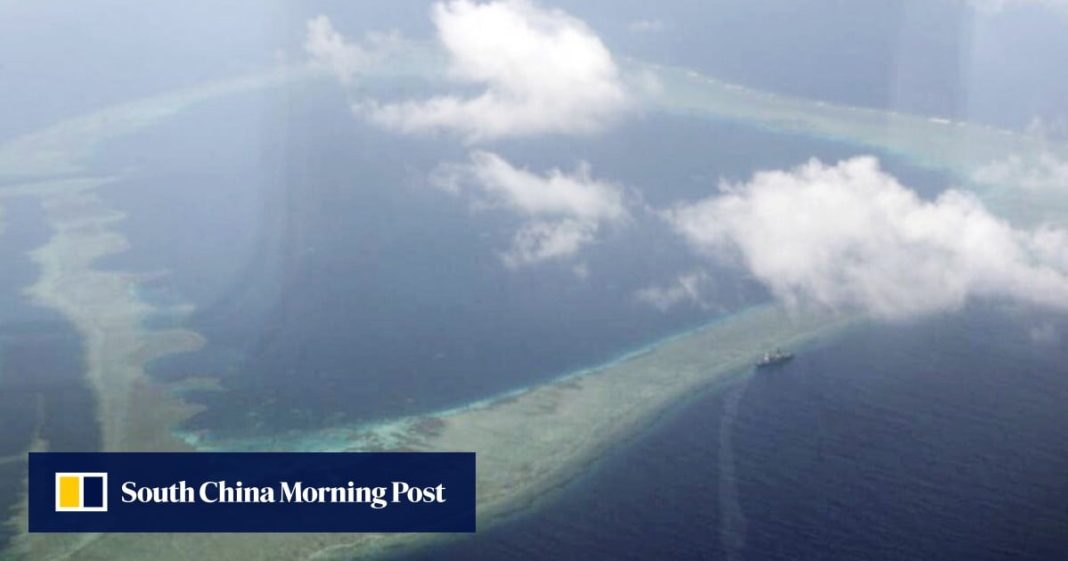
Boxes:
[756,349,793,368]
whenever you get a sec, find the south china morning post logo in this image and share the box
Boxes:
[29,452,476,532]
[118,479,445,508]
[54,472,108,512]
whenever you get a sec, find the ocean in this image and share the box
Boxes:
[394,305,1068,560]
[88,83,951,443]
[8,77,1061,560]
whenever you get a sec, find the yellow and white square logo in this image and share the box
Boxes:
[54,472,108,512]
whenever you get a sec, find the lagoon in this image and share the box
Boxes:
[1,53,1065,560]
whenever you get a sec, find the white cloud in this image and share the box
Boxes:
[973,152,1068,192]
[434,151,627,220]
[667,156,1068,319]
[635,271,709,311]
[504,219,598,267]
[356,0,630,141]
[433,150,628,266]
[304,15,401,84]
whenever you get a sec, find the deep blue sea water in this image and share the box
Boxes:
[78,81,1068,560]
[393,306,1068,560]
[0,78,1063,559]
[91,84,953,441]
[0,197,96,549]
[0,1,1065,556]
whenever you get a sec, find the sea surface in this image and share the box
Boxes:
[91,83,953,442]
[6,78,1061,560]
[393,305,1068,560]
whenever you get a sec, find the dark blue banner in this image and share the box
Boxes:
[29,452,475,533]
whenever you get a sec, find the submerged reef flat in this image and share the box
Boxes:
[643,62,1040,174]
[17,303,849,561]
[639,61,1068,227]
[0,177,206,560]
[0,55,1062,560]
